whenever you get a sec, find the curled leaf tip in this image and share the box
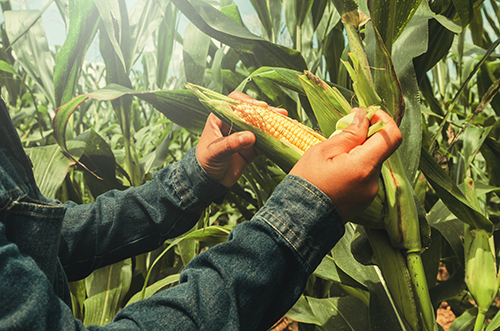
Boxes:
[342,10,370,28]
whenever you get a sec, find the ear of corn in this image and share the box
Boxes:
[351,178,386,229]
[464,226,498,317]
[231,102,326,153]
[462,177,498,331]
[186,83,316,172]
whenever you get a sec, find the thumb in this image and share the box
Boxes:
[322,108,369,158]
[209,131,255,160]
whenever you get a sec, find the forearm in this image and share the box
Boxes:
[0,223,86,330]
[107,175,345,330]
[59,147,229,281]
[0,175,344,331]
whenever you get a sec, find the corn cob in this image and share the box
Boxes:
[231,102,326,152]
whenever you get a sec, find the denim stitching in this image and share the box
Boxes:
[0,196,11,211]
[261,213,314,270]
[194,146,215,183]
[4,193,28,210]
[286,177,333,213]
[19,198,60,207]
[173,162,189,207]
[1,187,23,200]
[267,210,317,268]
[14,202,63,210]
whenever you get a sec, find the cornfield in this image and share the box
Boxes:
[2,0,500,330]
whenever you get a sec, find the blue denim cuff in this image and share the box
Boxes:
[255,174,345,272]
[166,146,229,213]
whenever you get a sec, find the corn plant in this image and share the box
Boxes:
[2,0,500,330]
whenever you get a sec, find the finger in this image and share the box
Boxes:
[228,91,268,107]
[209,131,256,160]
[205,113,224,133]
[317,108,370,158]
[370,108,394,125]
[270,106,287,116]
[353,110,403,167]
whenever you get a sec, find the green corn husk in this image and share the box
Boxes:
[187,83,304,173]
[463,177,499,331]
[188,82,388,173]
[465,226,498,328]
[330,105,386,138]
[350,178,386,229]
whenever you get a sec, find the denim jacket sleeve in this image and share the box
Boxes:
[59,147,230,281]
[0,164,344,330]
[94,175,345,331]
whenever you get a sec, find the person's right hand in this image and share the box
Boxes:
[289,108,402,222]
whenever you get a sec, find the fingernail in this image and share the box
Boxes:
[353,108,366,127]
[238,132,253,146]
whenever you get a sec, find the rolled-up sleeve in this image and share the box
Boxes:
[103,175,345,331]
[59,147,229,281]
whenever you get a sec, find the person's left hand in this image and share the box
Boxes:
[196,91,286,188]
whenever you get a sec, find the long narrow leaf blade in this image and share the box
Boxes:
[419,147,493,233]
[171,0,307,71]
[54,0,100,106]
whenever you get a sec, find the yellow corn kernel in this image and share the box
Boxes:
[231,102,325,152]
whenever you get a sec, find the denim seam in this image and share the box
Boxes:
[0,187,24,209]
[15,200,61,208]
[0,187,23,201]
[2,193,28,211]
[21,198,59,207]
[173,162,190,207]
[193,146,215,184]
[260,213,313,271]
[286,177,333,213]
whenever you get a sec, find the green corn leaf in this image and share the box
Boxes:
[75,129,128,198]
[368,21,405,123]
[368,0,422,52]
[54,0,100,106]
[155,2,177,89]
[298,71,351,138]
[24,140,86,199]
[4,10,55,106]
[344,53,382,108]
[125,274,180,306]
[171,0,307,71]
[128,0,168,71]
[53,84,209,167]
[183,23,211,85]
[419,147,493,233]
[83,259,132,326]
[95,0,127,73]
[287,295,369,329]
[0,60,17,75]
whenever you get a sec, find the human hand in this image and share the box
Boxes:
[196,91,286,188]
[289,108,402,222]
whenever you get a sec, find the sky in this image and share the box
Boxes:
[2,0,259,69]
[4,0,154,63]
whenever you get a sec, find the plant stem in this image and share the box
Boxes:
[473,310,486,331]
[406,251,437,331]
